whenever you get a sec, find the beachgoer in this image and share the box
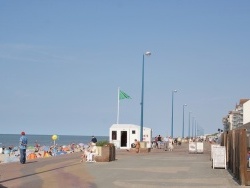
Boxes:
[134,139,140,153]
[91,136,97,143]
[163,135,169,151]
[34,140,40,152]
[86,143,97,162]
[168,136,174,151]
[80,144,90,162]
[71,143,75,152]
[157,135,162,149]
[19,131,28,164]
[154,136,158,149]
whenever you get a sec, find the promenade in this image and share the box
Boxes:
[0,142,243,188]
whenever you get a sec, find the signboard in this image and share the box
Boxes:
[196,142,204,153]
[211,144,220,160]
[212,146,226,169]
[189,142,196,153]
[189,142,204,154]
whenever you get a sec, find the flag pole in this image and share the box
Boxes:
[117,87,120,124]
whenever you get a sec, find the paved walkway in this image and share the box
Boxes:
[0,142,244,188]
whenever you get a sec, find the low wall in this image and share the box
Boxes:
[95,144,116,162]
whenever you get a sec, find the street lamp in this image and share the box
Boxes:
[171,90,177,138]
[182,104,187,138]
[140,51,151,141]
[192,116,195,138]
[195,121,197,138]
[188,112,192,138]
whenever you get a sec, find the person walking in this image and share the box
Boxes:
[134,139,140,153]
[163,135,169,151]
[157,135,162,149]
[168,136,174,151]
[19,131,28,164]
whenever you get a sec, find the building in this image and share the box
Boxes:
[109,124,152,149]
[243,100,250,125]
[223,99,250,131]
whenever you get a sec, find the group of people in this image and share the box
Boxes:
[153,135,174,151]
[18,131,176,165]
[18,132,99,164]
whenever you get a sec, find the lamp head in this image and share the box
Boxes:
[145,51,151,56]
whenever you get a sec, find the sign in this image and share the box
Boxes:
[211,144,220,160]
[189,142,204,154]
[189,142,196,153]
[212,146,226,169]
[196,142,204,153]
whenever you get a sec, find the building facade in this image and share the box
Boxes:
[223,99,249,132]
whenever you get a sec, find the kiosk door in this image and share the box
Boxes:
[120,131,127,147]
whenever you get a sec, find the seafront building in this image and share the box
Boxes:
[222,99,250,131]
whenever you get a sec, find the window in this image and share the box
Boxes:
[132,130,136,134]
[112,131,117,140]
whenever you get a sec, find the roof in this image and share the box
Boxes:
[110,124,151,130]
[239,99,250,106]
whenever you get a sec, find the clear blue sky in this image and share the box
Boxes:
[0,1,249,137]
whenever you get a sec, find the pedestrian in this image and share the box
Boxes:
[154,136,158,149]
[168,136,174,151]
[157,135,162,149]
[134,139,140,153]
[163,135,169,151]
[91,136,97,143]
[19,131,28,164]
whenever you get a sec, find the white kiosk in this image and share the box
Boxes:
[109,124,152,149]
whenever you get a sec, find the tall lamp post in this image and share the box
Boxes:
[192,116,195,138]
[140,51,151,141]
[171,90,177,138]
[195,121,197,138]
[188,111,192,138]
[182,104,187,138]
[197,124,200,136]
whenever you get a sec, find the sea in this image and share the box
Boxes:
[0,134,109,148]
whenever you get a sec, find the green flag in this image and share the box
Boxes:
[119,90,131,100]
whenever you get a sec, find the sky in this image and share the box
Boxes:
[0,1,249,137]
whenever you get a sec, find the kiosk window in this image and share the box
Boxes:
[132,130,136,134]
[112,131,117,140]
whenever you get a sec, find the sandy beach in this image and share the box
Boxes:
[0,145,83,164]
